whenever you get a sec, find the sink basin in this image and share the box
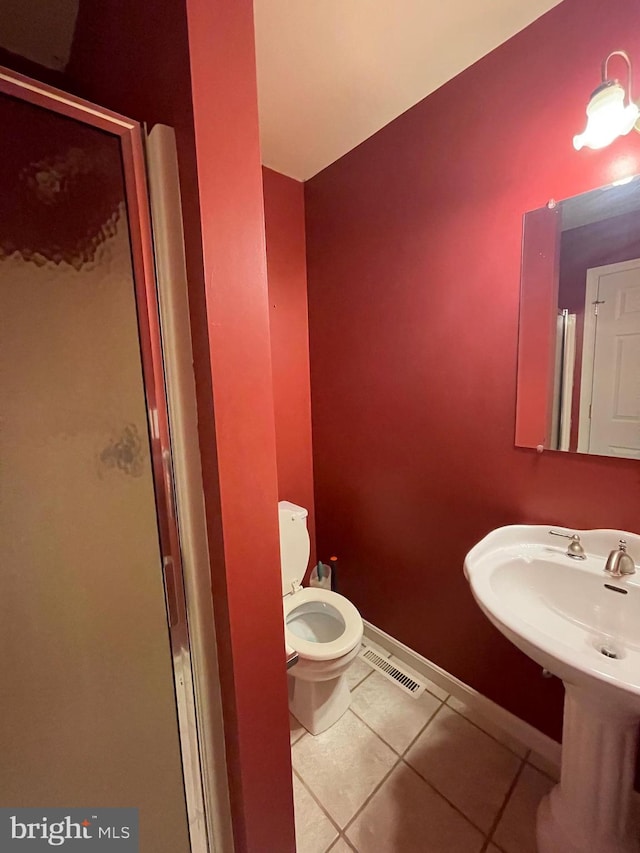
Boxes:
[465,524,640,714]
[465,524,640,853]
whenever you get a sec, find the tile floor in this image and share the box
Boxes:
[290,644,559,853]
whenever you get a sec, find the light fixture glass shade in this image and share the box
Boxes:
[573,82,639,150]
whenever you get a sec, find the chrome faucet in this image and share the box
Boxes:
[604,539,636,578]
[549,530,586,560]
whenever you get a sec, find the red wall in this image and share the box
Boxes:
[182,8,294,850]
[5,2,296,850]
[263,167,317,567]
[305,0,640,741]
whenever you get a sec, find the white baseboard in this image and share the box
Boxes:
[363,620,562,769]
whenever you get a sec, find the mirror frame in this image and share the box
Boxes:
[515,181,640,459]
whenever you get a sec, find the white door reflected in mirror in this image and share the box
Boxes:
[578,258,640,457]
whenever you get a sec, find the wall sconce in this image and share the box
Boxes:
[573,50,640,150]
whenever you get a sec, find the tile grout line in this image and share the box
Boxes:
[293,666,534,850]
[337,699,447,838]
[292,697,443,847]
[399,707,525,845]
[340,754,404,840]
[292,767,344,844]
[360,649,528,764]
[331,833,358,852]
[329,700,487,842]
[292,695,532,845]
[445,697,528,760]
[293,673,443,850]
[484,750,530,850]
[398,755,494,840]
[290,730,306,747]
[359,655,530,762]
[292,645,550,852]
[400,698,447,757]
[290,670,410,851]
[340,694,480,841]
[300,707,405,837]
[349,691,446,757]
[349,667,374,692]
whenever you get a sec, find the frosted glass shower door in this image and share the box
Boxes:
[0,89,191,851]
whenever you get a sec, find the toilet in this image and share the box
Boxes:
[279,500,363,735]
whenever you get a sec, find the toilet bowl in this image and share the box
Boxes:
[279,501,363,735]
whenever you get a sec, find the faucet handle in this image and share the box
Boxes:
[549,530,587,560]
[605,539,636,577]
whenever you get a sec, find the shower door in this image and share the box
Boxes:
[0,71,198,851]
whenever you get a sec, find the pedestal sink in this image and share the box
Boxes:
[464,525,640,853]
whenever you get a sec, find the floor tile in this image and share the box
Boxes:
[527,749,561,781]
[290,713,306,746]
[292,710,397,828]
[327,838,354,852]
[346,762,484,853]
[405,705,521,833]
[492,764,554,853]
[446,695,528,758]
[346,655,374,690]
[388,655,449,701]
[350,670,442,754]
[293,774,339,853]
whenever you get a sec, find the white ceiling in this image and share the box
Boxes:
[254,0,563,181]
[0,0,563,182]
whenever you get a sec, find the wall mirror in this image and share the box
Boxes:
[515,176,640,460]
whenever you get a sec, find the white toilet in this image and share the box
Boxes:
[279,500,363,735]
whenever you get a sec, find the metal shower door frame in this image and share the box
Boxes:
[0,65,209,852]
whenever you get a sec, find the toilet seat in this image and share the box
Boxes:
[284,587,362,662]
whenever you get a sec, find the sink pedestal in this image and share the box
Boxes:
[537,684,639,853]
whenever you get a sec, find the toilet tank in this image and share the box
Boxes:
[278,501,310,595]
